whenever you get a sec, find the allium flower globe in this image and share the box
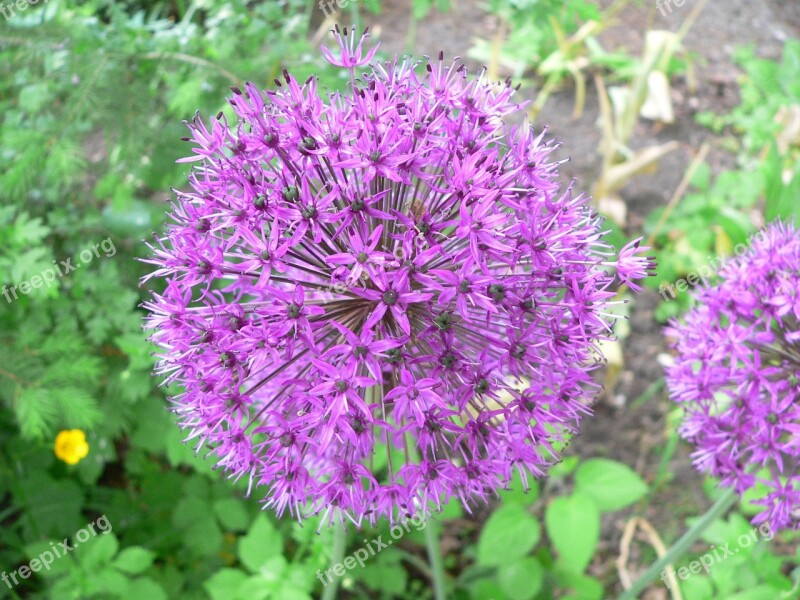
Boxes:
[143,28,654,525]
[666,222,800,532]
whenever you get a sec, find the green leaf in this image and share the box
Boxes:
[498,471,540,507]
[476,504,541,567]
[80,533,120,570]
[690,161,711,190]
[112,546,155,574]
[283,562,316,593]
[87,568,130,595]
[172,496,223,557]
[680,573,714,600]
[53,387,103,431]
[16,388,59,439]
[13,472,84,538]
[411,0,435,19]
[498,557,543,600]
[726,587,786,600]
[204,569,249,600]
[470,578,509,600]
[18,83,54,114]
[237,559,287,597]
[574,459,648,511]
[237,515,283,573]
[23,541,74,578]
[214,497,250,531]
[554,564,604,600]
[273,588,313,600]
[360,549,407,595]
[9,212,50,246]
[545,493,600,572]
[120,577,168,600]
[549,455,580,478]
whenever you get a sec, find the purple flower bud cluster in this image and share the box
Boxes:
[143,27,654,525]
[666,221,800,532]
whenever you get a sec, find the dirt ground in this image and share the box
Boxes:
[345,0,800,595]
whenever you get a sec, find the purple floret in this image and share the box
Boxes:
[143,27,653,526]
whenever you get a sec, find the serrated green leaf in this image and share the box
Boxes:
[80,532,119,569]
[237,515,283,572]
[86,567,130,596]
[15,387,59,439]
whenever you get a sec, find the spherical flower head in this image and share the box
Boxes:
[143,30,653,526]
[665,221,800,532]
[54,429,90,465]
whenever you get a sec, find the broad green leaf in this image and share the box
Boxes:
[214,497,250,532]
[172,494,223,556]
[80,533,119,570]
[557,569,604,600]
[545,493,600,572]
[238,515,283,573]
[182,517,223,558]
[477,504,541,566]
[360,549,407,595]
[680,573,714,600]
[273,587,314,600]
[470,578,508,600]
[120,577,168,600]
[549,455,580,478]
[87,567,130,595]
[574,459,648,511]
[24,541,73,578]
[726,587,785,600]
[112,547,155,574]
[204,569,249,600]
[498,557,543,600]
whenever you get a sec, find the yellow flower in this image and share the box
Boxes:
[54,429,89,465]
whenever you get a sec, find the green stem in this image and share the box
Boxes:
[348,0,360,32]
[321,524,347,600]
[424,517,447,600]
[619,486,738,600]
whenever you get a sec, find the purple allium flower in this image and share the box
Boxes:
[143,27,654,526]
[665,221,800,532]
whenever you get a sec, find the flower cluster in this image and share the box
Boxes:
[143,27,654,525]
[666,221,800,532]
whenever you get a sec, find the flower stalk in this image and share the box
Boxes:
[619,487,737,600]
